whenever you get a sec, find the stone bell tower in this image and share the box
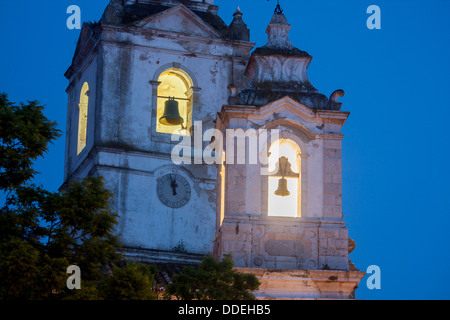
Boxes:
[64,0,363,299]
[63,0,253,265]
[212,7,365,299]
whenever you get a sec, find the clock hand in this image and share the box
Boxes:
[170,175,178,196]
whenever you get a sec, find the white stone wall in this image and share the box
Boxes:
[92,149,217,254]
[64,6,254,257]
[64,56,99,181]
[214,97,351,271]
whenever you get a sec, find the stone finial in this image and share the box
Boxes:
[232,6,243,21]
[238,5,341,110]
[228,84,238,97]
[327,90,345,110]
[330,90,345,103]
[229,5,250,41]
[244,11,312,85]
[265,12,295,50]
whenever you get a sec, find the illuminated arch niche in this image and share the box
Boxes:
[77,82,89,155]
[268,139,301,217]
[156,68,194,135]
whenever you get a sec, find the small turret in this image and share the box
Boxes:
[229,6,250,41]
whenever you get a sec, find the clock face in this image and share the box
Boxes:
[157,174,191,209]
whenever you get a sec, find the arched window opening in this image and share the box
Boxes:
[77,82,89,155]
[156,68,194,136]
[268,139,301,217]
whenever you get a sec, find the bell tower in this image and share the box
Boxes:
[63,0,364,299]
[213,7,365,299]
[63,0,253,265]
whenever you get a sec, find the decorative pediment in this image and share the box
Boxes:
[217,96,349,136]
[259,96,350,128]
[258,96,319,121]
[221,97,316,122]
[133,4,223,38]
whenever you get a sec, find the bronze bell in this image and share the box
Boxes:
[272,156,298,197]
[159,97,184,126]
[274,178,290,197]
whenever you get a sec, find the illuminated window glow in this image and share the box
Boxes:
[156,68,193,136]
[77,82,89,155]
[268,139,301,217]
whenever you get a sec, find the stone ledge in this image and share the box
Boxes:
[235,268,365,300]
[221,214,345,226]
[121,247,205,265]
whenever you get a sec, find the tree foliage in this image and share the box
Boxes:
[165,255,260,300]
[0,177,123,299]
[0,93,260,300]
[0,93,157,300]
[0,93,61,191]
[102,262,158,300]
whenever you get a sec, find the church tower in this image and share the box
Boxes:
[63,0,364,299]
[64,0,252,264]
[212,6,365,299]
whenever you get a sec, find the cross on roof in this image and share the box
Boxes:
[267,0,283,14]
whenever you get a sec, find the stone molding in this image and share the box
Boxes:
[236,268,366,300]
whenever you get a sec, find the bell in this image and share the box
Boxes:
[274,178,290,197]
[159,97,184,126]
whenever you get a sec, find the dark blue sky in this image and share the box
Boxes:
[1,0,449,299]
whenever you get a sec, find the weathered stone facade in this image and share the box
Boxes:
[64,0,253,258]
[212,4,364,299]
[64,0,364,299]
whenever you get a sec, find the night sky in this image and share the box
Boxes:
[1,0,449,299]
